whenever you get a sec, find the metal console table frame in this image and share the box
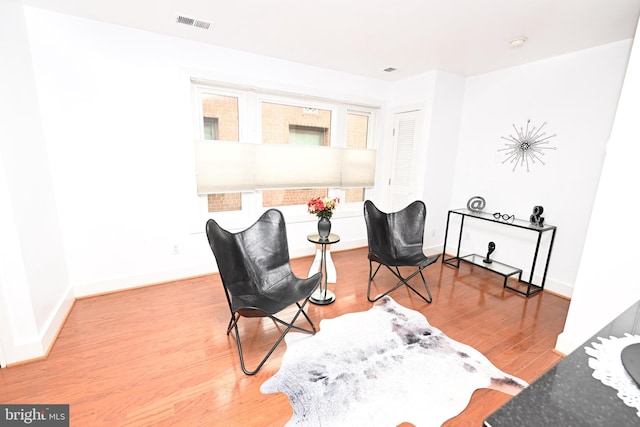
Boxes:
[442,208,557,297]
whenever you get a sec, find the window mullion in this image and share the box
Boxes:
[332,105,347,148]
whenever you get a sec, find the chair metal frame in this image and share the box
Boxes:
[364,200,440,303]
[223,297,316,376]
[206,209,321,375]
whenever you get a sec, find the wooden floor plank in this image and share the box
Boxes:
[0,247,570,426]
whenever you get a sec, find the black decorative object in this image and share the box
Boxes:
[467,196,486,212]
[483,242,496,264]
[621,343,640,387]
[317,217,331,239]
[530,205,545,227]
[493,212,515,223]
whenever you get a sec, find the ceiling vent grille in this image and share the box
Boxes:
[176,15,212,30]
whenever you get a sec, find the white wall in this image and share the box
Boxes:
[556,17,640,354]
[22,7,392,299]
[387,71,466,254]
[0,5,393,363]
[449,41,631,296]
[0,0,73,364]
[421,71,466,252]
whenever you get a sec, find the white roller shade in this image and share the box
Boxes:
[255,144,342,189]
[194,140,255,193]
[341,148,377,187]
[195,141,377,193]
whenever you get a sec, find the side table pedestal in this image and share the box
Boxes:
[307,233,340,305]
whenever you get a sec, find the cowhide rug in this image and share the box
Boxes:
[261,296,527,427]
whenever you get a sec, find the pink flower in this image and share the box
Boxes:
[307,196,340,219]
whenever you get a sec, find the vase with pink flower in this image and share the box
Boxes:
[307,196,340,239]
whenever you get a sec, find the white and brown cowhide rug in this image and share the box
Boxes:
[261,296,527,427]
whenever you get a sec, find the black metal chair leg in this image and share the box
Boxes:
[400,269,432,303]
[368,273,407,302]
[367,262,433,303]
[368,261,403,302]
[231,300,316,375]
[371,263,383,279]
[368,262,411,302]
[268,301,316,334]
[419,270,433,301]
[367,260,378,302]
[296,302,317,333]
[226,313,239,335]
[396,266,432,303]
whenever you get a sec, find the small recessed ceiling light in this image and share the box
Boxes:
[383,67,397,72]
[509,37,528,48]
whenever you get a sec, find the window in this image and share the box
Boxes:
[203,117,218,140]
[289,125,327,146]
[193,81,378,221]
[345,112,370,203]
[202,94,239,140]
[200,92,242,212]
[261,101,333,208]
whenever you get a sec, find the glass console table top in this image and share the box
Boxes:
[450,208,556,232]
[459,254,522,277]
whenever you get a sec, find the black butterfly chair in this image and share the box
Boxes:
[205,209,322,375]
[363,200,440,303]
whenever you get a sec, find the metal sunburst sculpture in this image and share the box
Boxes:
[499,119,557,172]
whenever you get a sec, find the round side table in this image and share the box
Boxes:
[307,233,340,305]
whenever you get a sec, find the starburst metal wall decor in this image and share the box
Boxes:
[498,119,557,172]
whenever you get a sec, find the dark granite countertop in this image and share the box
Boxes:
[485,300,640,426]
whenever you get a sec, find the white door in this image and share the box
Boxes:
[389,109,421,210]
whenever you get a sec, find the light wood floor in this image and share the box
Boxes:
[0,247,570,426]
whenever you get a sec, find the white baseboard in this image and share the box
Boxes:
[41,286,75,353]
[555,331,583,355]
[74,239,369,299]
[73,264,215,298]
[543,279,573,299]
[4,339,44,367]
[4,241,573,368]
[4,286,74,366]
[6,237,568,366]
[424,244,443,257]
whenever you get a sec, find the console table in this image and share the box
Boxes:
[442,208,557,297]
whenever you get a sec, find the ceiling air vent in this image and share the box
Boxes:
[176,15,212,30]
